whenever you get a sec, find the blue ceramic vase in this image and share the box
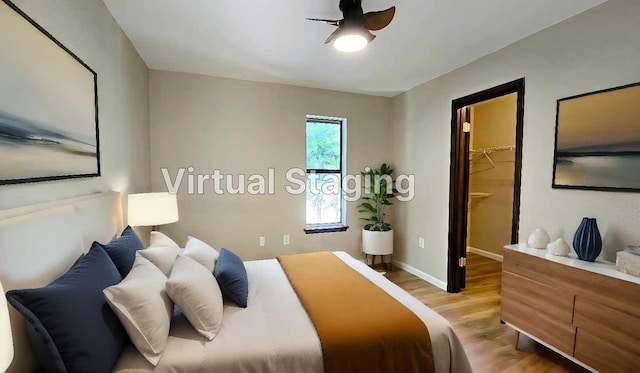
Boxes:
[572,218,602,262]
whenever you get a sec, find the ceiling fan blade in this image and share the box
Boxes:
[363,6,396,31]
[365,30,376,43]
[307,18,340,26]
[325,28,342,44]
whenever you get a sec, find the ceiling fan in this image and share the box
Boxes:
[307,0,396,53]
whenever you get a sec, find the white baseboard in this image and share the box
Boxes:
[392,260,447,291]
[467,247,503,262]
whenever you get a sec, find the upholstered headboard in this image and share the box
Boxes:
[0,192,122,373]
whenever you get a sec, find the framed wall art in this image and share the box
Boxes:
[0,0,99,185]
[553,82,640,192]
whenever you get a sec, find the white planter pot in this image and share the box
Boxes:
[362,229,394,256]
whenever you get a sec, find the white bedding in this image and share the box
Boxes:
[114,252,472,373]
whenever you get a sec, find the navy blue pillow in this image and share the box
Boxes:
[6,244,127,373]
[99,226,145,277]
[214,248,249,308]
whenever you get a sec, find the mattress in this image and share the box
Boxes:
[113,252,472,373]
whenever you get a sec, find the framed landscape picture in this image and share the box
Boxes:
[552,82,640,192]
[0,0,99,185]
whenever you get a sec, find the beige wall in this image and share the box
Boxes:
[392,0,640,283]
[468,94,517,255]
[150,71,392,260]
[0,0,151,213]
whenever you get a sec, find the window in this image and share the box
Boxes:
[304,115,348,234]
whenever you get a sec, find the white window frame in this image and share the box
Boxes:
[304,115,348,233]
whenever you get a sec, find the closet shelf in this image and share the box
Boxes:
[470,145,516,170]
[470,192,494,199]
[470,145,516,155]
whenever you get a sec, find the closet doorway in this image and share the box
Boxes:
[447,79,525,293]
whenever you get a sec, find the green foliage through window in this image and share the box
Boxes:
[306,121,341,170]
[306,117,344,226]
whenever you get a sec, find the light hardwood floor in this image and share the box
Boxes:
[385,253,589,373]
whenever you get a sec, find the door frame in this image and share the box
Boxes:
[447,78,525,293]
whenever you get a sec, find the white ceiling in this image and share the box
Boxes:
[103,0,605,97]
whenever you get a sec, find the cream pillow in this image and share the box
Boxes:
[166,256,224,340]
[138,245,182,276]
[182,236,219,272]
[150,231,180,249]
[103,254,173,366]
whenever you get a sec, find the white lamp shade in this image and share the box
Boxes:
[0,281,14,371]
[128,193,179,227]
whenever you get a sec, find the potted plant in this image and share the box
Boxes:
[358,164,395,266]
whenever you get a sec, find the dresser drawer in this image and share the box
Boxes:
[503,246,640,370]
[502,271,574,324]
[575,329,640,373]
[503,248,640,312]
[573,296,640,355]
[502,295,576,355]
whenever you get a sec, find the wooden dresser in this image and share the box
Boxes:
[502,245,640,372]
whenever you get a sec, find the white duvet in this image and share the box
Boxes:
[114,252,472,373]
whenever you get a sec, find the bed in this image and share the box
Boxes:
[0,192,471,373]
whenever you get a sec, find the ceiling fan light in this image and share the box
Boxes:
[333,34,368,53]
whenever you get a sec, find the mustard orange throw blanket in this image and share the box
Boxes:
[277,252,435,373]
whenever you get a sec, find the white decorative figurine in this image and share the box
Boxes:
[527,228,550,249]
[547,238,571,257]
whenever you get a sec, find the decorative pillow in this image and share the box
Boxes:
[100,226,145,277]
[6,244,126,373]
[213,249,249,308]
[166,256,223,340]
[103,254,173,366]
[182,236,219,272]
[150,231,180,249]
[138,245,182,276]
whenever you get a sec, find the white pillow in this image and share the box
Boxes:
[150,231,180,249]
[138,245,182,276]
[166,256,224,340]
[182,236,219,272]
[103,255,173,366]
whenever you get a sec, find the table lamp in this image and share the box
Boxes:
[1,280,13,372]
[128,192,179,231]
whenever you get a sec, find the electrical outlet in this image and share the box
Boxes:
[418,237,425,249]
[259,237,265,247]
[283,234,290,246]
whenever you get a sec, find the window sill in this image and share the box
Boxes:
[304,225,349,235]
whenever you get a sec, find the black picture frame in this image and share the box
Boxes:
[552,81,640,193]
[0,0,100,186]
